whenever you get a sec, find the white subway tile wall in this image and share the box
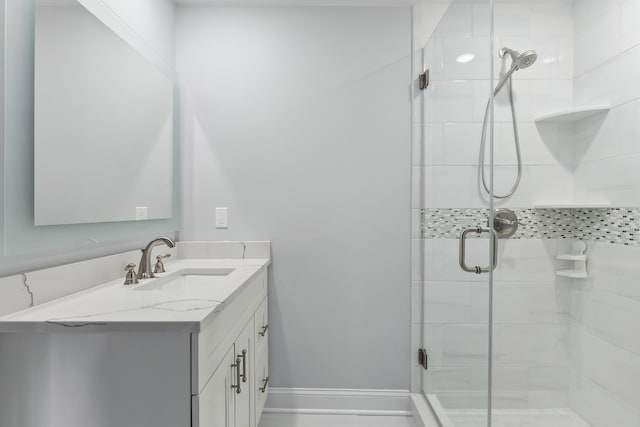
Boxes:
[418,235,569,409]
[570,0,640,424]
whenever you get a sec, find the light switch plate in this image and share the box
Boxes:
[136,206,149,220]
[215,207,228,228]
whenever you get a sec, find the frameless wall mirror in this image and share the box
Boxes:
[33,0,174,226]
[3,0,179,260]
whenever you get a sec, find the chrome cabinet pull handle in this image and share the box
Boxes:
[459,227,498,274]
[259,324,269,337]
[231,358,241,394]
[239,350,247,383]
[259,376,269,393]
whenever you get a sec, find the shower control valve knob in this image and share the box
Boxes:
[492,208,520,239]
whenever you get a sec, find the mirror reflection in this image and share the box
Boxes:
[34,0,174,226]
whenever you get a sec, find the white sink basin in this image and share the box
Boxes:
[133,268,235,291]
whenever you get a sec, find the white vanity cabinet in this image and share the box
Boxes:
[0,261,270,427]
[192,269,269,427]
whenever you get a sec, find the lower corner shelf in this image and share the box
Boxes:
[556,270,588,279]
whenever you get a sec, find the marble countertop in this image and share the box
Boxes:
[0,258,269,333]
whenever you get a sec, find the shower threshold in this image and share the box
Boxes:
[424,394,591,427]
[446,408,592,427]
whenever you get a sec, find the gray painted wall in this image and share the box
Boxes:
[177,6,412,390]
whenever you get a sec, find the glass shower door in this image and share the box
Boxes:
[414,0,496,425]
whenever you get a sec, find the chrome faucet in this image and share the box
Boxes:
[137,237,176,279]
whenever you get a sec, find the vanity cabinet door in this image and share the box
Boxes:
[254,344,269,426]
[234,319,254,427]
[193,346,236,427]
[192,277,267,427]
[254,297,268,356]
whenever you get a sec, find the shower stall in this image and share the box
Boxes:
[412,0,640,426]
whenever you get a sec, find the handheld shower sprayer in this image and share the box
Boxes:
[493,49,538,95]
[480,47,537,199]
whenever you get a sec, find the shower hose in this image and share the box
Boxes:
[479,72,523,199]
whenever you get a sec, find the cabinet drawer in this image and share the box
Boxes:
[192,269,267,394]
[254,297,269,355]
[255,345,269,425]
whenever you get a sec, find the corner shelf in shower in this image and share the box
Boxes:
[556,258,588,278]
[556,241,588,279]
[534,106,610,124]
[556,270,588,279]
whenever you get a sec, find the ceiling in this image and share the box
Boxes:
[173,0,419,5]
[173,0,573,5]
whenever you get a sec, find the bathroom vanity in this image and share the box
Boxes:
[0,257,270,427]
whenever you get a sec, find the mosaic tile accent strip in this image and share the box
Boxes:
[421,208,640,246]
[572,208,640,245]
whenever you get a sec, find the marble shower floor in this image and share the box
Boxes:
[447,408,592,427]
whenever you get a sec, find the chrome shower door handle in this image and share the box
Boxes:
[459,227,498,274]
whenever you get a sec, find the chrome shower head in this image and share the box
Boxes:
[494,47,538,95]
[499,47,538,70]
[513,50,537,69]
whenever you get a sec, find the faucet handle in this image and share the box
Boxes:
[124,263,139,285]
[154,254,171,274]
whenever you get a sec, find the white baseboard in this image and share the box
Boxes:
[264,388,411,416]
